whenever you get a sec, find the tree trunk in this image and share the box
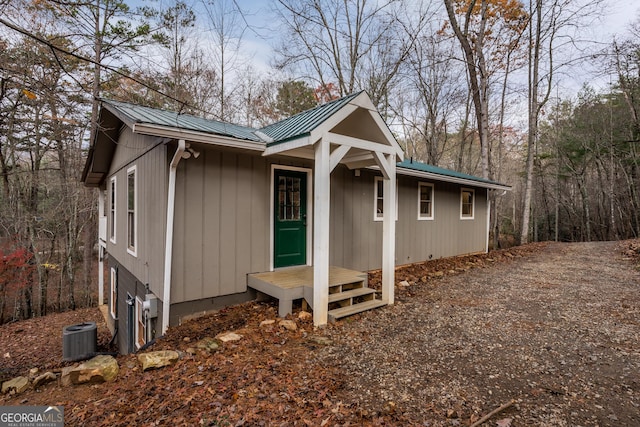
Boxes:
[520,0,542,244]
[443,0,491,179]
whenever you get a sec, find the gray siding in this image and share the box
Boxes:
[172,147,316,305]
[172,154,489,304]
[330,166,488,271]
[106,129,167,300]
[172,147,273,303]
[106,131,490,327]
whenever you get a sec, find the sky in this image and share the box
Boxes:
[234,0,640,91]
[596,0,638,37]
[127,0,640,78]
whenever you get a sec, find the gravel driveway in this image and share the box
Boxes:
[318,242,640,426]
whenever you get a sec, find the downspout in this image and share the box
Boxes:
[97,189,105,306]
[162,139,185,334]
[486,189,491,253]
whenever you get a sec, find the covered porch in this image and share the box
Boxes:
[248,266,385,321]
[257,91,404,326]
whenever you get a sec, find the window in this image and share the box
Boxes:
[375,177,384,220]
[374,176,398,221]
[278,175,301,220]
[127,166,137,256]
[110,268,117,318]
[109,177,116,243]
[135,297,146,349]
[418,183,434,220]
[461,188,475,219]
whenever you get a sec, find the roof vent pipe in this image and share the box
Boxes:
[162,139,185,334]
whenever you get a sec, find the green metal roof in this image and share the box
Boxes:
[259,91,363,145]
[102,99,262,142]
[98,98,507,189]
[397,159,509,188]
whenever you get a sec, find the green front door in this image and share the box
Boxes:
[274,169,307,268]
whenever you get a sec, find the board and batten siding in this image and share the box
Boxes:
[106,129,168,301]
[329,166,488,271]
[172,147,275,304]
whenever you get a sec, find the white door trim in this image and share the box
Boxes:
[269,164,313,271]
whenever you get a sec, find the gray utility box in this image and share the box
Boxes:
[62,322,97,362]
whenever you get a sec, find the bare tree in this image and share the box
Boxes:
[395,29,467,166]
[142,1,198,110]
[274,0,424,107]
[201,0,249,121]
[519,0,604,244]
[443,0,528,180]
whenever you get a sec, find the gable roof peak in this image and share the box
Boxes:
[258,91,367,144]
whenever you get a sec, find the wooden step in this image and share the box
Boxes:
[328,287,376,303]
[329,280,365,294]
[328,299,387,322]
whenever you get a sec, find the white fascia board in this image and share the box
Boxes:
[262,136,311,156]
[132,123,265,152]
[349,92,377,111]
[394,166,512,191]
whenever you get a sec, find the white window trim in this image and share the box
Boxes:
[460,187,475,220]
[126,165,137,257]
[373,176,398,222]
[109,267,117,319]
[109,176,117,244]
[135,296,145,349]
[417,182,435,221]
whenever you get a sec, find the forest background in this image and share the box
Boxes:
[0,0,639,323]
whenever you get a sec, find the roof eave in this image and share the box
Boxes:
[132,122,265,152]
[263,135,311,156]
[395,166,512,191]
[101,101,137,129]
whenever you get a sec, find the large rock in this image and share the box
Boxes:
[216,332,242,342]
[32,372,57,389]
[62,355,119,385]
[2,376,29,394]
[260,319,276,327]
[137,350,179,372]
[279,319,298,331]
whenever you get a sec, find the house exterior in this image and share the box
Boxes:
[82,92,509,353]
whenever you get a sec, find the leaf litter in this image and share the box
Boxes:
[1,241,639,426]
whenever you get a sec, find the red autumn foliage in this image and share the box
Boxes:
[0,240,34,308]
[314,82,341,103]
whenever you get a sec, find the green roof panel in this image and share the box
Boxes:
[260,91,363,145]
[397,159,509,188]
[102,100,262,142]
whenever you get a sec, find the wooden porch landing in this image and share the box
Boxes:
[247,266,385,320]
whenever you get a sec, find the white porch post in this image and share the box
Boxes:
[313,138,331,326]
[382,153,396,305]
